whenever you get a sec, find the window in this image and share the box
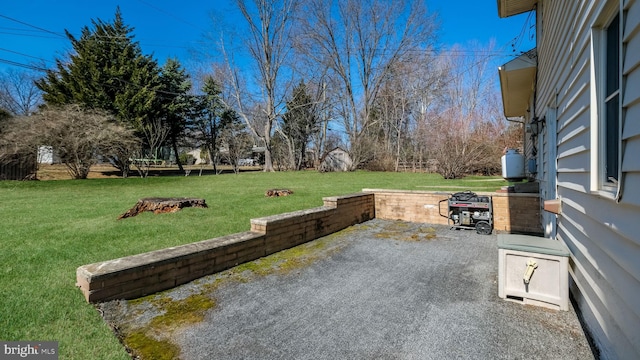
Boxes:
[604,13,620,184]
[591,3,622,196]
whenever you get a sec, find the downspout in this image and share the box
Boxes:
[616,5,625,203]
[529,5,540,179]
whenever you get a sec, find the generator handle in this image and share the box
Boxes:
[438,198,450,218]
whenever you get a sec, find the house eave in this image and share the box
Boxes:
[497,0,537,18]
[498,48,537,118]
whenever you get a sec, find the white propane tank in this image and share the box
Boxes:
[501,149,525,181]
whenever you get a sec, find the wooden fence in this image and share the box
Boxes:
[0,154,37,180]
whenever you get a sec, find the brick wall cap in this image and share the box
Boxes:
[322,192,374,201]
[364,189,538,198]
[251,206,332,226]
[78,231,262,279]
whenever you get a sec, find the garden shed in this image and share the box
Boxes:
[319,147,352,172]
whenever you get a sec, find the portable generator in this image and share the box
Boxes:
[439,191,493,235]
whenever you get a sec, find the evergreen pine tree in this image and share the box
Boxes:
[192,76,238,173]
[35,7,161,132]
[157,59,192,171]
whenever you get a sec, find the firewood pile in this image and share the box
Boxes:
[118,197,208,219]
[264,189,294,197]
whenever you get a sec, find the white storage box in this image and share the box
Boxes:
[498,234,570,311]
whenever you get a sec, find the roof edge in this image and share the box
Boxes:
[497,0,537,18]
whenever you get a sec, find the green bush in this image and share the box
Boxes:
[179,153,196,165]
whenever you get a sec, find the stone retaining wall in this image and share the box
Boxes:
[77,190,540,303]
[76,193,375,303]
[367,189,541,234]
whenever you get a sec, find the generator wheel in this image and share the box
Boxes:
[475,221,492,235]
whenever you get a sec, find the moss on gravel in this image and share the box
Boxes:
[115,228,349,359]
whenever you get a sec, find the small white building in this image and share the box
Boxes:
[37,146,55,164]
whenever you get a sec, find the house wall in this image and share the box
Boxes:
[534,1,640,358]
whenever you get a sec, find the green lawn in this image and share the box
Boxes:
[0,171,507,359]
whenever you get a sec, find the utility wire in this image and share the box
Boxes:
[508,10,535,54]
[0,58,47,72]
[0,13,64,38]
[0,31,62,40]
[0,47,51,64]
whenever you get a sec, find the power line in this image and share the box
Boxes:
[0,31,62,40]
[508,10,536,54]
[0,58,47,72]
[0,47,52,64]
[0,26,53,33]
[0,13,65,38]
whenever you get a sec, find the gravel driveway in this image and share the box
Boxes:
[100,219,595,360]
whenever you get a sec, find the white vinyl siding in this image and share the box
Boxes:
[533,0,640,358]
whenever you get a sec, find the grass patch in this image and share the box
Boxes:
[0,170,507,359]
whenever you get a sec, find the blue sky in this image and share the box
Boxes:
[0,1,535,73]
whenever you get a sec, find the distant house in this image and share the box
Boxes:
[319,147,352,172]
[186,149,206,165]
[498,1,640,358]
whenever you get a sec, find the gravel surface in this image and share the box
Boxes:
[101,219,595,360]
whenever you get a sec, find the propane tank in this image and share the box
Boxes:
[501,149,525,181]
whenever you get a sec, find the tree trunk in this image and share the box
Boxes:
[172,136,184,172]
[208,147,218,174]
[118,197,207,219]
[263,145,274,172]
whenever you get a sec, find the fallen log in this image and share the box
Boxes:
[118,197,207,219]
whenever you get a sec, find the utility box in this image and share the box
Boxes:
[501,149,525,181]
[498,234,570,311]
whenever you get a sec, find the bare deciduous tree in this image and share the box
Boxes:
[0,104,139,179]
[133,116,170,178]
[220,122,254,174]
[297,0,438,168]
[424,44,507,178]
[217,0,298,172]
[0,69,42,116]
[102,136,140,178]
[371,65,413,171]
